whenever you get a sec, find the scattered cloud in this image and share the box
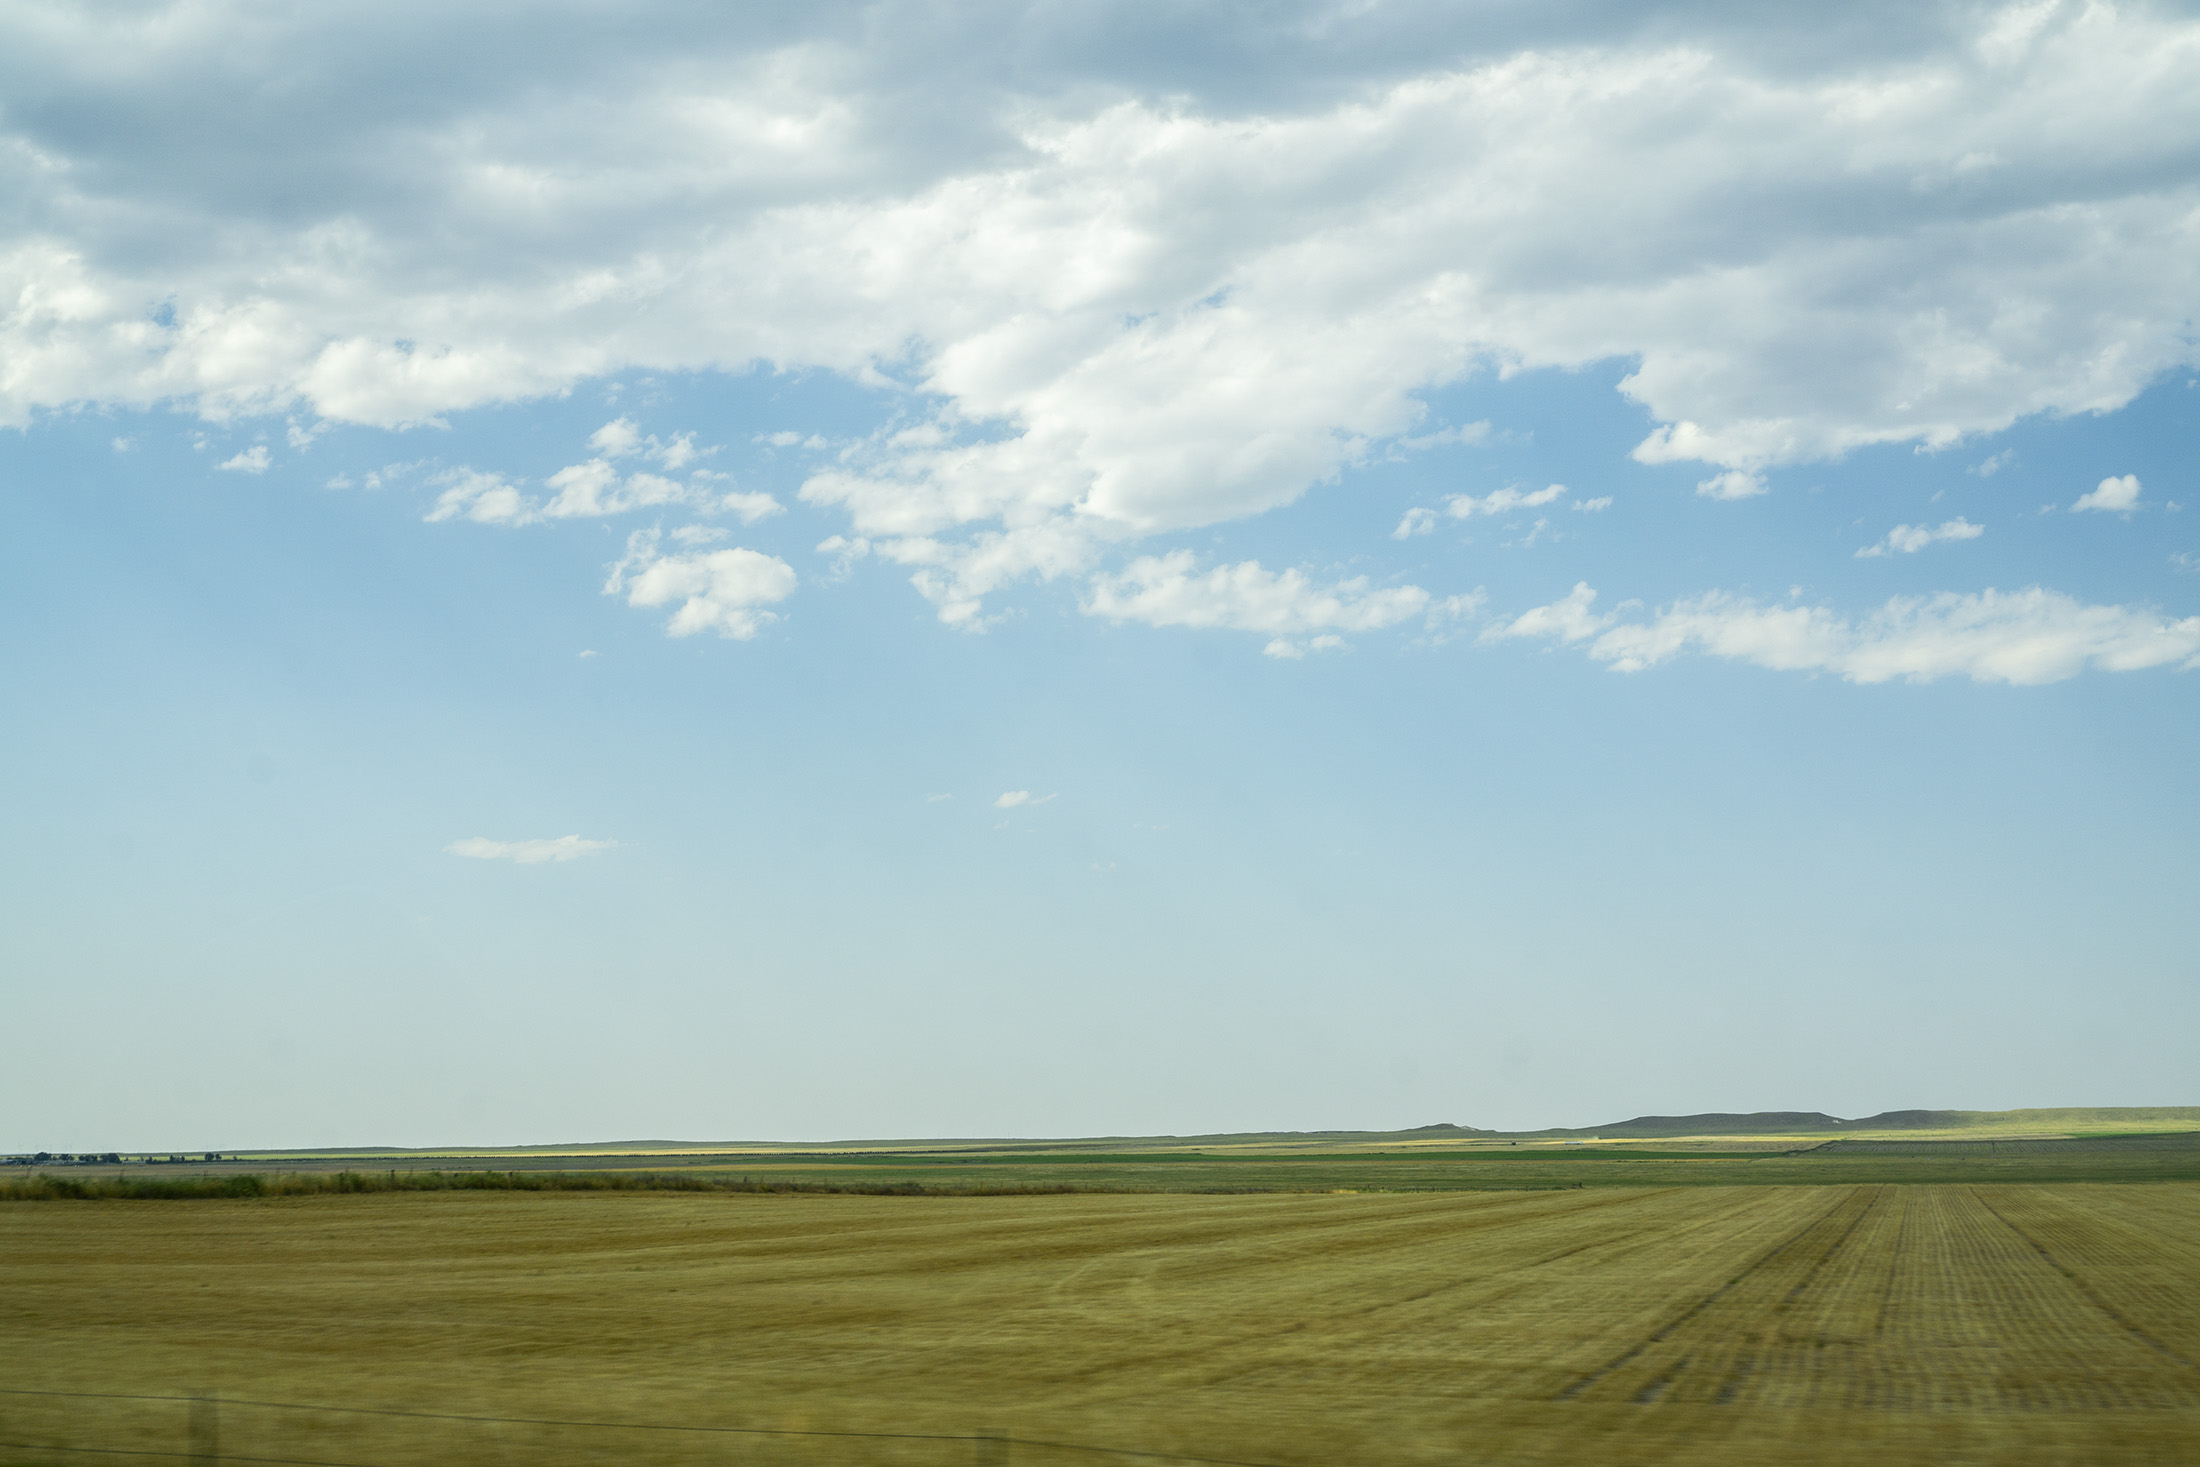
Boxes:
[816,534,872,579]
[422,421,776,527]
[1483,582,1614,647]
[1446,484,1565,518]
[1856,519,1984,558]
[1969,450,2018,478]
[993,790,1056,809]
[446,835,615,863]
[1083,551,1432,643]
[2073,474,2142,514]
[589,417,709,471]
[1695,470,1765,501]
[541,459,690,518]
[1394,421,1492,452]
[925,793,952,803]
[604,529,797,639]
[1492,584,2200,685]
[1573,497,1612,513]
[425,468,534,525]
[1393,506,1439,539]
[760,431,828,450]
[718,492,784,525]
[216,445,271,474]
[1263,634,1346,660]
[10,7,2198,621]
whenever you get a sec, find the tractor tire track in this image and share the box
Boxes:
[1553,1187,1860,1401]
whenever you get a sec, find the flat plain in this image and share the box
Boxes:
[6,1180,2200,1466]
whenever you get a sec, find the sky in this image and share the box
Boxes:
[4,0,2198,1150]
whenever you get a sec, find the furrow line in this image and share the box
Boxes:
[1968,1187,2200,1377]
[1552,1187,1856,1401]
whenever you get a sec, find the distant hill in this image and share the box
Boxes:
[235,1107,2200,1159]
[1505,1107,2200,1139]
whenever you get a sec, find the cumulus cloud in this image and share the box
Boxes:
[1485,582,1615,647]
[217,445,270,474]
[6,5,2200,620]
[446,835,615,863]
[1448,484,1566,518]
[424,420,777,526]
[604,529,797,638]
[1083,551,1433,644]
[2073,474,2142,514]
[1393,506,1440,539]
[425,468,535,525]
[1856,518,1985,557]
[1695,470,1766,501]
[1263,634,1346,660]
[1492,583,2200,685]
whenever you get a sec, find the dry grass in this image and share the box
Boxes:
[3,1184,2197,1466]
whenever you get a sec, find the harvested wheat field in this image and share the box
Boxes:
[5,1184,2198,1466]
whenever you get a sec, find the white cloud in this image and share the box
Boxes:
[1395,421,1492,452]
[1393,506,1439,539]
[1856,518,1985,557]
[1695,470,1765,501]
[604,529,797,639]
[423,420,766,526]
[993,790,1055,809]
[2073,474,2142,514]
[446,835,615,864]
[6,6,2199,621]
[1484,582,1614,647]
[1573,497,1612,513]
[217,445,271,474]
[1446,484,1565,518]
[425,468,535,525]
[1970,449,2018,478]
[589,417,642,458]
[1263,633,1347,660]
[1493,584,2200,685]
[1083,551,1432,641]
[542,459,691,518]
[718,491,783,525]
[585,417,708,471]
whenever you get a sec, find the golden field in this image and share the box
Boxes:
[5,1184,2199,1465]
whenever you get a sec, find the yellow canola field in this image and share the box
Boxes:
[4,1184,2198,1466]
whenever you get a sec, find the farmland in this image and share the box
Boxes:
[5,1182,2199,1466]
[18,1113,2200,1196]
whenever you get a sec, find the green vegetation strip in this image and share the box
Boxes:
[0,1172,1120,1202]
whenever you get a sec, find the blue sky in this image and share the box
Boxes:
[4,1,2197,1148]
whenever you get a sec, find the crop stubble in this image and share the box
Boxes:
[3,1183,2196,1465]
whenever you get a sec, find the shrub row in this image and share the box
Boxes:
[0,1170,1114,1201]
